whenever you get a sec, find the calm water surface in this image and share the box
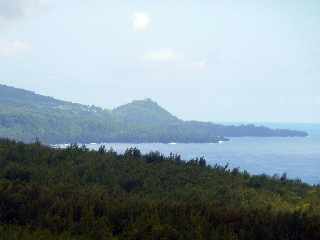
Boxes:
[57,124,320,185]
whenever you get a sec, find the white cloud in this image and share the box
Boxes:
[191,60,208,70]
[0,0,48,20]
[142,50,208,71]
[0,40,32,57]
[143,49,179,62]
[132,12,150,32]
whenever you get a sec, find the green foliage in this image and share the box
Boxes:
[0,139,320,239]
[0,84,307,144]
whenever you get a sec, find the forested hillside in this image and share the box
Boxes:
[0,84,307,144]
[0,139,320,239]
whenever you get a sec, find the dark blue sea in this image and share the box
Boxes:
[58,123,320,185]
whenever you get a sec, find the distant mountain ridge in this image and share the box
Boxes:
[0,84,308,144]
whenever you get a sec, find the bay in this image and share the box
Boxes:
[57,123,320,185]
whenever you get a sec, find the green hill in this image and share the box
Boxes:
[0,85,119,143]
[0,140,320,239]
[113,98,180,126]
[0,84,308,144]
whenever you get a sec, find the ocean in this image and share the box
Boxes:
[63,123,320,185]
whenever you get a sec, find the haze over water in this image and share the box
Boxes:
[82,123,320,185]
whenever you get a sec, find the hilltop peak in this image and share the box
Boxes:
[130,98,157,105]
[113,98,180,126]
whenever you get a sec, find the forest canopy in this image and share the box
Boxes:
[0,139,320,239]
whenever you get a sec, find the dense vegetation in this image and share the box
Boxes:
[1,139,320,239]
[0,84,307,144]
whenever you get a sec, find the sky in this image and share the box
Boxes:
[0,0,319,123]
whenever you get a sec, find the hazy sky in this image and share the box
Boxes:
[0,0,319,123]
